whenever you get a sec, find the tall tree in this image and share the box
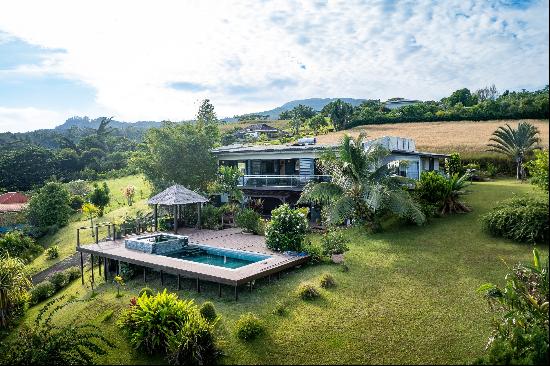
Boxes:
[299,133,425,232]
[445,88,478,107]
[488,122,540,180]
[286,104,316,135]
[322,99,354,131]
[26,181,72,229]
[195,99,220,145]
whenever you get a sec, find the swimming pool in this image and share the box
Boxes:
[163,245,271,269]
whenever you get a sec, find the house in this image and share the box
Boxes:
[384,98,422,110]
[234,123,284,139]
[0,192,29,213]
[212,136,447,213]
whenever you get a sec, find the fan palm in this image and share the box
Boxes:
[488,122,540,180]
[298,134,425,232]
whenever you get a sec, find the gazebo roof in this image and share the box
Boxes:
[147,184,209,205]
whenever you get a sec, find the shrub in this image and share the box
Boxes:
[273,300,289,316]
[296,282,321,300]
[65,266,81,281]
[68,194,85,210]
[415,171,471,215]
[235,312,265,341]
[0,231,43,263]
[29,281,55,305]
[119,262,136,281]
[303,240,324,263]
[525,149,549,191]
[481,197,549,243]
[1,297,115,365]
[46,245,59,260]
[475,249,548,365]
[319,273,336,289]
[320,229,350,256]
[89,182,110,217]
[445,153,463,175]
[199,301,217,322]
[48,271,69,291]
[200,205,222,230]
[265,204,308,252]
[138,287,154,298]
[0,255,31,326]
[118,289,198,354]
[26,181,72,230]
[235,208,261,234]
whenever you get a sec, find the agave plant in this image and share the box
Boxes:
[488,122,540,180]
[299,134,425,231]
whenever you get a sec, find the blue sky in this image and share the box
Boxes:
[0,0,548,132]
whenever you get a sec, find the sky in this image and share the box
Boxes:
[0,0,548,133]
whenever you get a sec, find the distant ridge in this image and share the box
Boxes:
[55,116,161,130]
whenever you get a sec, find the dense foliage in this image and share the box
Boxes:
[320,229,350,256]
[26,181,72,230]
[0,255,31,327]
[0,297,115,365]
[199,301,218,323]
[265,204,308,252]
[415,171,471,215]
[30,267,81,305]
[200,205,223,230]
[235,208,262,234]
[89,182,110,216]
[118,289,219,364]
[481,197,549,243]
[525,149,549,191]
[235,312,265,341]
[476,249,548,365]
[0,231,43,263]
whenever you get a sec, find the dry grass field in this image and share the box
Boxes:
[314,119,549,153]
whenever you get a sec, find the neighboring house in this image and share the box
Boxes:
[212,136,447,214]
[384,98,422,110]
[234,123,284,139]
[0,192,29,213]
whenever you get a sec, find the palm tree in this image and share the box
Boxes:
[488,122,540,180]
[298,134,425,232]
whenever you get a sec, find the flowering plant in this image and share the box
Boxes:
[265,204,309,252]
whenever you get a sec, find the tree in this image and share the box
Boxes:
[415,171,471,215]
[307,114,329,134]
[0,254,31,327]
[0,231,43,263]
[298,134,425,232]
[322,99,354,131]
[445,88,478,107]
[525,149,549,191]
[208,166,243,203]
[132,122,218,192]
[488,122,540,180]
[196,99,220,144]
[81,202,100,237]
[475,84,499,101]
[286,104,316,135]
[89,182,110,217]
[27,181,72,229]
[0,146,57,191]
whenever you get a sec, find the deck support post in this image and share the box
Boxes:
[95,226,99,245]
[154,204,158,232]
[249,281,252,292]
[218,283,222,298]
[80,252,84,285]
[116,260,120,275]
[98,256,102,276]
[90,254,94,283]
[173,205,178,234]
[76,228,80,249]
[234,285,238,301]
[277,271,281,280]
[143,267,147,282]
[160,270,164,286]
[196,278,200,293]
[104,258,108,281]
[197,203,202,229]
[268,275,271,283]
[177,274,181,290]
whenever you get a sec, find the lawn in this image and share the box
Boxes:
[14,179,549,364]
[26,175,151,276]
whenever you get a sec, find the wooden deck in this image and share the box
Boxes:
[76,228,308,298]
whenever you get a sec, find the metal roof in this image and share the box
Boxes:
[212,143,338,155]
[147,184,209,205]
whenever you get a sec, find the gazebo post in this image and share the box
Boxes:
[154,204,158,232]
[197,202,201,230]
[173,205,178,234]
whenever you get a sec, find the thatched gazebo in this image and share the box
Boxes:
[148,184,209,233]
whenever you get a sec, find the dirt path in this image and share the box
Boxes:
[31,252,90,284]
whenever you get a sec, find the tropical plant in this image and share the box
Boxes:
[265,204,309,252]
[487,122,540,180]
[199,301,217,322]
[0,296,115,365]
[46,245,59,259]
[319,273,336,289]
[525,149,549,191]
[475,249,548,365]
[208,165,244,203]
[81,202,100,238]
[235,208,261,234]
[122,184,136,206]
[200,205,222,230]
[235,312,265,341]
[320,229,350,256]
[166,313,219,365]
[0,254,31,327]
[299,134,425,231]
[114,275,124,297]
[415,171,471,215]
[322,99,354,131]
[445,153,463,175]
[0,231,43,263]
[138,287,154,298]
[481,197,548,243]
[89,182,110,216]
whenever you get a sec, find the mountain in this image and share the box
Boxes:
[230,98,367,121]
[55,116,162,130]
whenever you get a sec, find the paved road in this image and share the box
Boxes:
[31,252,90,284]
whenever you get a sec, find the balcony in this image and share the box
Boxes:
[238,175,331,189]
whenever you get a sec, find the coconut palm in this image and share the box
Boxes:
[488,122,540,180]
[0,254,31,327]
[298,134,425,232]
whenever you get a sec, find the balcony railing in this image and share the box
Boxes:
[239,175,331,188]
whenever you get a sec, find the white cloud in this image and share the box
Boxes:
[0,106,64,132]
[0,0,548,126]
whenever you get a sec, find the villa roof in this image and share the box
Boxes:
[212,143,338,155]
[0,192,28,204]
[243,123,280,132]
[147,184,209,206]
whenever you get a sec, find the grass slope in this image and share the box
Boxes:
[14,179,549,364]
[27,175,151,276]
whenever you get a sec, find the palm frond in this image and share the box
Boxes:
[298,182,343,206]
[326,195,356,226]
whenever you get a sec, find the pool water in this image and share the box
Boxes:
[164,245,271,269]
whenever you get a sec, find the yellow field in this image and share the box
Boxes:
[314,119,549,153]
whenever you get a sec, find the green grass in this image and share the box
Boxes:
[27,175,151,276]
[13,179,549,364]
